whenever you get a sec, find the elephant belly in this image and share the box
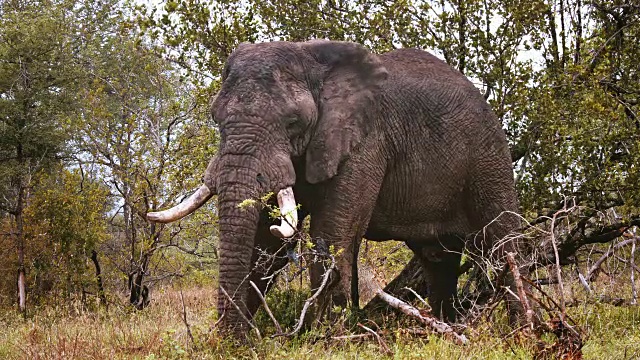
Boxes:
[365,177,473,243]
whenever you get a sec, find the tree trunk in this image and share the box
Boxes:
[91,250,108,309]
[17,268,26,313]
[16,177,26,315]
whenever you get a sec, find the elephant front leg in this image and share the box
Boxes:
[307,236,362,324]
[306,177,384,322]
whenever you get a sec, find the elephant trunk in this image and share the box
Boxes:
[216,181,260,333]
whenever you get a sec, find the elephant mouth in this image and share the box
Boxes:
[147,185,298,239]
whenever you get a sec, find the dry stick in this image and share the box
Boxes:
[576,270,592,294]
[375,289,469,345]
[402,286,430,309]
[631,229,637,305]
[522,277,582,339]
[332,333,374,341]
[586,238,638,281]
[276,255,337,338]
[358,323,393,356]
[505,252,535,332]
[212,313,226,330]
[549,209,567,320]
[219,286,262,340]
[249,280,283,334]
[612,254,640,273]
[179,288,196,349]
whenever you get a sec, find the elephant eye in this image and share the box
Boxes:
[222,64,230,80]
[282,116,298,129]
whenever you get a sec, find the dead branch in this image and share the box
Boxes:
[212,313,225,330]
[364,255,428,312]
[533,216,640,270]
[402,287,430,309]
[576,270,592,294]
[277,255,337,338]
[375,288,469,345]
[249,280,282,334]
[631,231,637,305]
[332,333,374,340]
[522,277,582,340]
[358,323,393,356]
[219,286,262,340]
[179,288,196,349]
[586,238,638,281]
[549,209,568,319]
[505,252,536,332]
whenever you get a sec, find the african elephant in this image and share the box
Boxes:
[147,40,520,335]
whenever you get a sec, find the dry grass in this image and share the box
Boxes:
[3,240,640,359]
[1,281,639,359]
[0,287,218,360]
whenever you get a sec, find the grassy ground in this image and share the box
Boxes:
[1,283,640,360]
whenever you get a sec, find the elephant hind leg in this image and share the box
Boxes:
[407,236,464,323]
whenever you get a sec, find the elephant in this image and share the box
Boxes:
[147,39,521,335]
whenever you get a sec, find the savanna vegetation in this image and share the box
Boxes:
[1,0,639,358]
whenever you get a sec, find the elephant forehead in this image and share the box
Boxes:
[227,43,307,78]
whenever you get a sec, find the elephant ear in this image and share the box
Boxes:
[302,40,388,184]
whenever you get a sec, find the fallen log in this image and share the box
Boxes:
[375,288,469,345]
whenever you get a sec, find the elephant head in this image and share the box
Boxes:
[147,40,388,333]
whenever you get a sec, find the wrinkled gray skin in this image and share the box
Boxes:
[153,40,519,335]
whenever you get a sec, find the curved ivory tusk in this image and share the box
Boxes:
[147,184,213,223]
[269,187,298,238]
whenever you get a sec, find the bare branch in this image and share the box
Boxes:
[375,289,468,345]
[505,252,536,332]
[249,280,282,334]
[357,323,393,356]
[278,255,336,338]
[219,286,261,340]
[179,288,196,349]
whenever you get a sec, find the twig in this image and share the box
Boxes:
[332,333,374,340]
[505,252,536,332]
[631,229,637,305]
[402,287,430,309]
[213,312,225,329]
[358,323,393,356]
[522,277,582,339]
[219,286,262,340]
[249,280,282,334]
[179,288,196,349]
[375,289,468,345]
[549,208,568,321]
[586,238,638,281]
[576,271,592,294]
[276,255,337,338]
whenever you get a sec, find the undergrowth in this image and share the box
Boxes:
[1,283,639,359]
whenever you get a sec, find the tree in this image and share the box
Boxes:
[0,0,81,313]
[23,167,110,306]
[74,25,217,308]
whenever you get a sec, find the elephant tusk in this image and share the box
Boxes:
[269,187,298,238]
[147,184,213,223]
